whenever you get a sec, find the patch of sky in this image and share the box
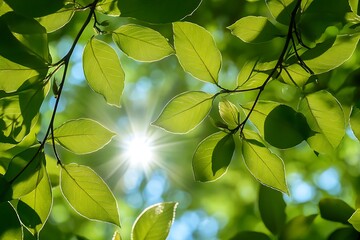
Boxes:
[314,167,341,195]
[285,173,316,203]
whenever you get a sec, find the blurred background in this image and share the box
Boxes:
[37,0,360,239]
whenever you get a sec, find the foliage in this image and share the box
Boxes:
[0,0,360,239]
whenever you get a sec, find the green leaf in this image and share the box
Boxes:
[349,209,360,231]
[299,90,345,154]
[281,64,311,87]
[60,163,120,226]
[279,214,317,240]
[112,24,174,62]
[4,0,64,17]
[112,231,122,240]
[328,228,360,240]
[219,100,239,129]
[302,34,360,74]
[264,105,312,149]
[53,118,116,154]
[37,3,75,32]
[350,106,360,141]
[0,202,22,240]
[96,0,120,16]
[230,231,271,240]
[0,82,46,143]
[192,132,235,182]
[228,16,282,43]
[17,169,52,236]
[258,184,286,235]
[152,91,213,134]
[349,0,359,14]
[242,101,280,137]
[1,147,44,201]
[242,130,289,194]
[319,198,355,224]
[265,0,297,25]
[45,155,60,187]
[173,22,222,84]
[131,202,178,240]
[83,38,125,107]
[118,0,201,24]
[1,12,51,63]
[237,60,257,87]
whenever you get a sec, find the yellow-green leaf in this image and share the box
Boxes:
[219,100,239,129]
[299,90,345,154]
[173,22,221,83]
[349,209,360,231]
[350,106,360,141]
[37,3,75,32]
[193,132,235,182]
[112,231,122,240]
[83,38,125,107]
[53,118,116,154]
[242,130,289,194]
[96,0,120,16]
[132,202,178,240]
[112,24,174,62]
[17,169,52,236]
[60,164,120,226]
[152,91,213,134]
[228,16,282,43]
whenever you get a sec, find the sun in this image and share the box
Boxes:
[122,133,155,170]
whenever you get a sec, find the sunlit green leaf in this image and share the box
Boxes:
[152,91,213,134]
[265,0,296,25]
[118,0,201,23]
[242,130,289,194]
[349,0,359,14]
[328,228,360,240]
[350,106,360,141]
[228,16,282,43]
[348,209,360,232]
[193,132,235,182]
[0,82,46,143]
[299,90,345,154]
[319,198,354,224]
[264,105,311,149]
[259,184,286,235]
[37,3,75,32]
[230,231,271,240]
[1,147,44,201]
[1,12,50,62]
[237,60,257,87]
[132,202,177,240]
[0,202,22,239]
[279,214,317,240]
[45,155,60,187]
[112,24,174,62]
[219,100,239,129]
[302,34,360,74]
[281,64,311,87]
[83,38,125,107]
[53,118,116,154]
[173,22,221,84]
[96,0,120,16]
[242,101,280,137]
[17,169,52,236]
[112,231,122,240]
[60,163,120,226]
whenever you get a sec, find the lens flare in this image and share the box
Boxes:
[122,134,155,170]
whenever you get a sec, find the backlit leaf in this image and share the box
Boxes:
[83,38,125,107]
[118,0,201,23]
[281,64,311,87]
[266,0,296,25]
[228,16,282,43]
[302,34,360,74]
[219,100,239,129]
[319,198,354,224]
[349,209,360,232]
[37,3,75,32]
[60,164,120,226]
[193,132,235,182]
[242,130,288,194]
[258,184,286,235]
[112,231,122,240]
[299,90,345,154]
[53,118,116,154]
[264,105,311,149]
[4,0,64,17]
[350,106,360,141]
[237,60,257,87]
[0,202,22,240]
[1,147,44,201]
[96,0,120,16]
[152,91,213,134]
[132,202,178,240]
[17,169,52,235]
[173,22,221,84]
[112,24,174,62]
